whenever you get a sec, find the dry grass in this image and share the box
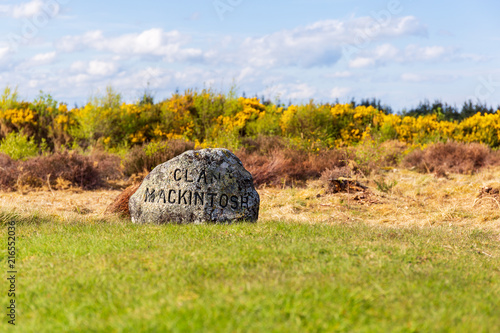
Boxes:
[2,167,500,233]
[260,169,500,232]
[0,188,122,221]
[257,167,500,233]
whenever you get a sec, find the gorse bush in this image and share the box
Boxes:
[0,88,74,150]
[1,86,500,156]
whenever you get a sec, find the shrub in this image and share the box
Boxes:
[237,148,349,187]
[404,141,492,175]
[70,86,123,146]
[236,149,288,186]
[246,103,282,137]
[284,149,349,181]
[0,90,74,150]
[0,86,20,110]
[240,135,287,155]
[351,140,408,175]
[20,152,103,189]
[0,131,44,160]
[89,150,123,181]
[0,153,18,190]
[123,140,195,176]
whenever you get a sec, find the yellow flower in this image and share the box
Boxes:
[280,105,298,133]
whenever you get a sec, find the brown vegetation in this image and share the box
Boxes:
[21,152,103,189]
[0,151,121,191]
[0,153,17,190]
[123,139,194,176]
[238,148,350,187]
[105,183,140,217]
[90,150,123,181]
[2,139,500,195]
[404,141,500,176]
[236,139,407,187]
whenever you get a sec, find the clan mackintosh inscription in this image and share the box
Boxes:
[129,148,260,224]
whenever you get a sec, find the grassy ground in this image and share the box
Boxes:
[1,168,500,332]
[0,213,499,332]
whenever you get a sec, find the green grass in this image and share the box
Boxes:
[1,211,500,332]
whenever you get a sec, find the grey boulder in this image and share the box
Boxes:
[129,148,259,224]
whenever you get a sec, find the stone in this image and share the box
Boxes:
[129,148,260,224]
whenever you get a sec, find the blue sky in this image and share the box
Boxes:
[0,0,499,110]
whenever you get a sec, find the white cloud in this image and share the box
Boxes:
[0,46,10,59]
[331,87,351,99]
[67,73,90,85]
[261,83,317,100]
[230,16,427,69]
[87,60,117,76]
[56,16,428,69]
[348,43,459,68]
[0,0,58,19]
[68,60,118,77]
[459,53,489,62]
[31,51,56,63]
[134,67,171,89]
[328,71,353,78]
[236,66,257,82]
[12,0,44,18]
[390,16,428,37]
[13,51,56,70]
[349,57,376,68]
[70,60,86,72]
[401,73,424,82]
[405,45,449,61]
[374,43,399,59]
[288,83,317,99]
[58,28,203,63]
[65,66,175,97]
[299,15,427,41]
[401,72,458,83]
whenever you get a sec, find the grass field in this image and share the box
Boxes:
[1,168,500,332]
